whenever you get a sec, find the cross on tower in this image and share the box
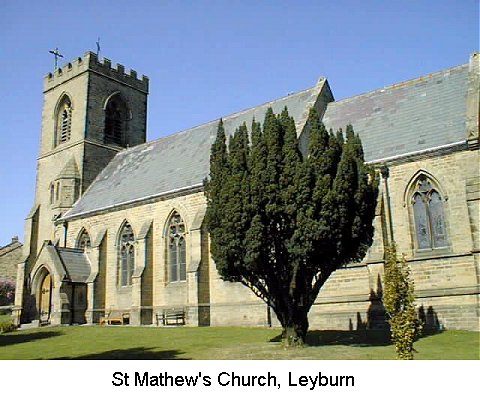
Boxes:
[49,47,64,71]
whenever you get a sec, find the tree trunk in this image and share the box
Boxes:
[280,309,309,347]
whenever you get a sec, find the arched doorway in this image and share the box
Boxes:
[39,273,52,324]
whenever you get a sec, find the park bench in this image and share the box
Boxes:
[156,308,186,326]
[99,310,130,325]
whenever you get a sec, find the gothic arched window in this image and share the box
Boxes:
[104,94,128,146]
[118,222,135,286]
[77,229,91,250]
[167,212,187,282]
[411,174,448,250]
[55,95,72,146]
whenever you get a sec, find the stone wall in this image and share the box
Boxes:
[0,237,22,282]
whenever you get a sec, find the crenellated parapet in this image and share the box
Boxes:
[44,51,149,93]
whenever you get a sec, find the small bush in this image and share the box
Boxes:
[0,317,16,334]
[0,278,15,306]
[383,243,422,360]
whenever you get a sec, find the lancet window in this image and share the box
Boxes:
[167,212,187,282]
[104,95,128,146]
[55,95,72,146]
[118,222,135,286]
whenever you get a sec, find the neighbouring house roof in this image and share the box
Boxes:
[0,238,22,257]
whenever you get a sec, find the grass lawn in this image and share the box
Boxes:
[0,326,478,360]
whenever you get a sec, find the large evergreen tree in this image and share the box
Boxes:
[205,107,379,346]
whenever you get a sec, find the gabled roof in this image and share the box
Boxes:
[322,64,469,163]
[64,79,330,219]
[63,60,473,221]
[56,247,91,283]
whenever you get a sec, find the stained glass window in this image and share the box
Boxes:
[77,229,91,250]
[411,175,448,250]
[119,222,135,286]
[168,212,187,282]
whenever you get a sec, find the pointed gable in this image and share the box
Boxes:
[63,79,331,219]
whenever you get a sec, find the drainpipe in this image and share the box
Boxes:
[380,165,394,244]
[63,221,68,247]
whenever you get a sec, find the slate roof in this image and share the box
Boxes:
[64,81,326,219]
[64,62,470,220]
[57,248,91,283]
[322,64,469,163]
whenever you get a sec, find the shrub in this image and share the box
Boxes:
[383,243,422,360]
[0,278,15,306]
[0,316,16,334]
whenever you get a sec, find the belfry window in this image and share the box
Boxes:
[118,222,135,286]
[167,212,187,282]
[55,96,72,146]
[77,229,91,250]
[104,95,128,146]
[411,174,448,250]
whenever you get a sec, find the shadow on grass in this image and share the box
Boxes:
[55,347,189,360]
[0,330,63,347]
[269,330,390,347]
[270,329,443,348]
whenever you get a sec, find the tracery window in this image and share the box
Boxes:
[167,212,187,282]
[55,96,72,146]
[104,95,127,146]
[77,229,91,250]
[118,222,135,286]
[411,174,448,250]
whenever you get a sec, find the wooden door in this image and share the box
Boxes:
[39,273,52,324]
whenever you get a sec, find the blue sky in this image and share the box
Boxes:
[0,0,478,246]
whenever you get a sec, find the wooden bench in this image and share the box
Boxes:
[99,311,130,325]
[156,308,186,326]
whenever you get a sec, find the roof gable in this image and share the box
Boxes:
[64,79,329,219]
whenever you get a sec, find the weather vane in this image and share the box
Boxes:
[49,47,64,71]
[96,37,101,58]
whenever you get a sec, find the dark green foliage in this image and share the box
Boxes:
[205,107,379,346]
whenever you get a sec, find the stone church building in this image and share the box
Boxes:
[13,51,479,331]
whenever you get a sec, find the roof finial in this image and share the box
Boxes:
[96,37,101,58]
[49,47,64,71]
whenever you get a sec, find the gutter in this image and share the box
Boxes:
[59,182,204,222]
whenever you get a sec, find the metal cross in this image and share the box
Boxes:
[49,47,64,71]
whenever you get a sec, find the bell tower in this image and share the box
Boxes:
[25,51,149,262]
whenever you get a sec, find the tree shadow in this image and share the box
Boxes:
[305,329,391,347]
[0,330,63,347]
[54,347,189,360]
[269,274,443,347]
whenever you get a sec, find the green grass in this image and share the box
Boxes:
[0,326,478,360]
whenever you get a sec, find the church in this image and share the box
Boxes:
[13,51,479,331]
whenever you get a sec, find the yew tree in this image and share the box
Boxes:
[205,107,378,346]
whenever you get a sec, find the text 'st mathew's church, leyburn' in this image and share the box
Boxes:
[13,51,479,330]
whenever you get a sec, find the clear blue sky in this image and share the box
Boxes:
[0,0,478,246]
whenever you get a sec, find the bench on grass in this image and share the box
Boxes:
[156,308,186,326]
[99,310,130,325]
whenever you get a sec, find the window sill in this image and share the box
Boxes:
[166,280,187,287]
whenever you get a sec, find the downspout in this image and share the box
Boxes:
[63,221,68,247]
[380,165,394,244]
